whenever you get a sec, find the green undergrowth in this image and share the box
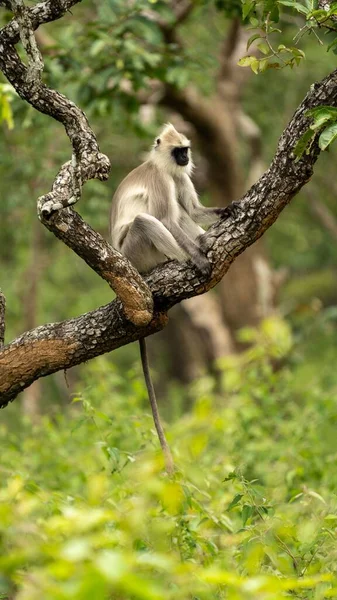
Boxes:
[1,317,337,599]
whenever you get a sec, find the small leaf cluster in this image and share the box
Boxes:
[239,0,337,74]
[294,105,337,159]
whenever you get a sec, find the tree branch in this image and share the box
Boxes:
[0,0,82,45]
[0,300,168,407]
[2,69,337,406]
[10,0,44,82]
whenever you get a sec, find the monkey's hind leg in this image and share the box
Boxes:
[122,213,187,273]
[139,338,175,475]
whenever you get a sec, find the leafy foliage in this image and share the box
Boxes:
[294,106,337,158]
[239,0,337,74]
[1,318,337,599]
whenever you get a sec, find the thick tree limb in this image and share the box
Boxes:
[1,69,337,406]
[0,300,168,406]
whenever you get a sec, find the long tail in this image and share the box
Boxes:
[139,338,174,475]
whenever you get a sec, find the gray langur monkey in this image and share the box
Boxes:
[110,123,230,473]
[110,123,230,275]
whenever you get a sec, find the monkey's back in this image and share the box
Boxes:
[110,161,175,250]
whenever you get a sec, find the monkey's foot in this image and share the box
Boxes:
[216,201,241,220]
[194,254,212,278]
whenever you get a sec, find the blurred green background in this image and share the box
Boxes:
[1,1,337,598]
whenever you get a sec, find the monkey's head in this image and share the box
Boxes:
[151,123,193,176]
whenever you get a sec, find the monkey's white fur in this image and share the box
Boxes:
[110,124,224,274]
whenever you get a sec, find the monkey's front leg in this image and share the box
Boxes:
[164,220,211,277]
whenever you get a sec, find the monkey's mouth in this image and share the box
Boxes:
[177,157,189,166]
[172,147,189,166]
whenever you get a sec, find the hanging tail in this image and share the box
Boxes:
[139,338,174,475]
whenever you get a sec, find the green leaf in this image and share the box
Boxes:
[237,55,257,67]
[263,0,280,20]
[307,108,337,130]
[246,33,261,50]
[227,494,243,511]
[257,42,270,55]
[242,504,253,525]
[0,95,14,129]
[259,58,269,71]
[308,8,328,19]
[127,16,163,45]
[290,47,305,58]
[319,122,337,150]
[306,105,337,118]
[293,128,316,159]
[242,0,255,19]
[223,471,237,481]
[278,0,309,14]
[250,58,260,74]
[327,36,337,52]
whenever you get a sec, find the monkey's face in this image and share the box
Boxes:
[152,125,193,175]
[172,146,190,167]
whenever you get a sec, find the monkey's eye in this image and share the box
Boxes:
[156,138,161,145]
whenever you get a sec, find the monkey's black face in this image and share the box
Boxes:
[172,146,189,166]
